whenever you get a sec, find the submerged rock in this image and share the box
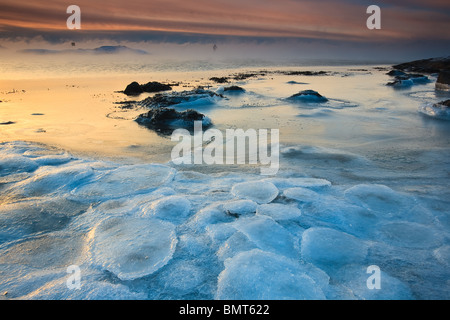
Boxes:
[135,107,211,134]
[418,99,450,120]
[386,70,406,77]
[288,90,328,102]
[223,199,257,217]
[386,78,414,88]
[386,73,430,87]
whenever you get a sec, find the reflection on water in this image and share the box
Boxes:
[1,57,450,300]
[1,59,450,185]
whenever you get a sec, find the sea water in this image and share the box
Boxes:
[0,55,449,299]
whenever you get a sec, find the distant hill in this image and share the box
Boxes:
[19,45,149,55]
[20,49,61,54]
[81,45,148,55]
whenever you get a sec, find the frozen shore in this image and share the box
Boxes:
[1,140,449,300]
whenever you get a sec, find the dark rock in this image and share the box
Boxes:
[394,75,411,81]
[114,100,138,109]
[386,79,413,88]
[287,81,308,84]
[436,71,450,90]
[288,90,328,102]
[420,99,450,120]
[139,88,223,109]
[141,81,172,93]
[135,107,211,134]
[210,77,229,84]
[435,100,450,108]
[386,71,429,87]
[0,121,15,125]
[232,73,261,80]
[137,108,178,124]
[123,81,143,96]
[386,70,406,77]
[408,73,429,82]
[224,86,245,92]
[393,57,450,74]
[282,71,328,76]
[123,81,172,96]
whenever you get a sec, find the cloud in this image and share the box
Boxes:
[0,0,449,42]
[0,0,449,61]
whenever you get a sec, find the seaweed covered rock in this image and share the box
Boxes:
[139,88,223,108]
[135,107,211,134]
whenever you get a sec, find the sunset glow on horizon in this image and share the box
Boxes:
[1,0,449,42]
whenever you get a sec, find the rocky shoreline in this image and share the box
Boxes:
[391,56,450,90]
[113,58,450,133]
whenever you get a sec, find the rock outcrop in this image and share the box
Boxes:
[123,81,172,96]
[139,88,223,109]
[135,108,211,134]
[434,99,450,108]
[436,71,450,90]
[287,90,328,102]
[393,57,450,74]
[224,86,245,92]
[390,57,450,90]
[386,72,430,87]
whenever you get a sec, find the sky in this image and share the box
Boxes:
[0,0,449,61]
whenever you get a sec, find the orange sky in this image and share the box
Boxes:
[0,0,449,42]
